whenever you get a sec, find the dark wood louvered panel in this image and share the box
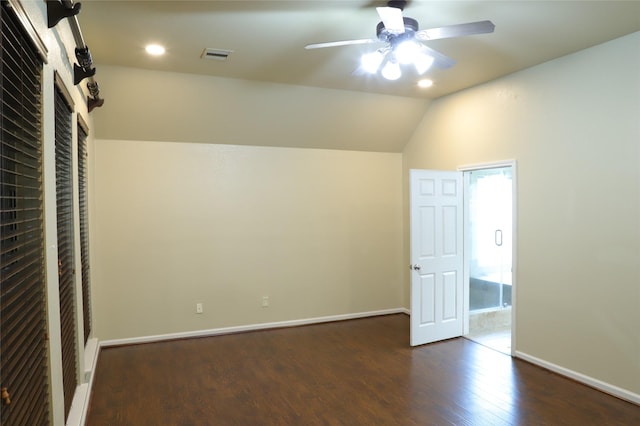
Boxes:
[0,2,49,425]
[54,84,78,421]
[77,123,91,343]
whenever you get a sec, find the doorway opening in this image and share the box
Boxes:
[464,166,513,355]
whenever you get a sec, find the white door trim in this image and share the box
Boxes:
[459,160,517,356]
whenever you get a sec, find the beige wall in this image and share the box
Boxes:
[90,65,430,153]
[403,32,640,395]
[89,29,639,400]
[92,141,403,340]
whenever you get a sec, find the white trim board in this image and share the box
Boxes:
[83,338,99,382]
[100,308,408,347]
[515,351,640,406]
[458,159,517,172]
[67,338,100,426]
[80,338,101,426]
[66,383,88,426]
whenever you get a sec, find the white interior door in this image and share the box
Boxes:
[410,169,463,346]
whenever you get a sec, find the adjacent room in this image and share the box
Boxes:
[0,1,638,425]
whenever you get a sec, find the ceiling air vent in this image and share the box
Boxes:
[201,48,233,61]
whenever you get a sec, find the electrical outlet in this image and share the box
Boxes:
[196,303,203,314]
[262,296,269,308]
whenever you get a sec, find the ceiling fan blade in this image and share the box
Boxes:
[305,38,378,50]
[420,45,456,69]
[376,6,405,33]
[416,20,495,41]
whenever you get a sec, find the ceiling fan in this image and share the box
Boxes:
[305,1,495,80]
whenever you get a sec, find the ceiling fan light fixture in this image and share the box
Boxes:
[361,50,385,74]
[414,53,435,74]
[305,2,495,86]
[381,60,401,80]
[395,40,421,64]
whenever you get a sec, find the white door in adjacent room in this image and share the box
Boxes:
[410,170,464,346]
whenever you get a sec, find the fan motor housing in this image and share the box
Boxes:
[376,17,419,43]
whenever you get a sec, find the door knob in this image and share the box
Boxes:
[1,387,10,406]
[412,264,421,271]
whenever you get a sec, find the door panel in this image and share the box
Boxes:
[443,271,458,320]
[443,205,458,255]
[418,206,435,256]
[410,170,463,346]
[418,274,436,325]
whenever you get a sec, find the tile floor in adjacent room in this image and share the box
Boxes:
[466,308,512,355]
[465,326,511,355]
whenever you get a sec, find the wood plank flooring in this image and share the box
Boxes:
[86,314,639,425]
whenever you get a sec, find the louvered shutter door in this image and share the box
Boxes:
[54,84,77,421]
[77,122,91,343]
[0,2,49,424]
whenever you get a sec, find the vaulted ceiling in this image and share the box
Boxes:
[79,1,640,100]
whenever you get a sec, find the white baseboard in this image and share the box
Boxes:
[100,308,407,348]
[66,383,88,426]
[515,350,640,405]
[65,338,101,426]
[83,337,99,382]
[78,337,100,425]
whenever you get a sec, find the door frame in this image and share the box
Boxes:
[458,160,517,356]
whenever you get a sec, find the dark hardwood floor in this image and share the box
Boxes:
[86,314,639,425]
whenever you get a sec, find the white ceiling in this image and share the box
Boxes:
[78,1,640,100]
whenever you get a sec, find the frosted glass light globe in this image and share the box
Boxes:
[381,61,401,80]
[361,51,384,73]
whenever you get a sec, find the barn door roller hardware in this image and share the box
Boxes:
[46,0,80,27]
[47,1,104,111]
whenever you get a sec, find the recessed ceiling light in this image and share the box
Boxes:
[418,79,433,88]
[145,44,165,56]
